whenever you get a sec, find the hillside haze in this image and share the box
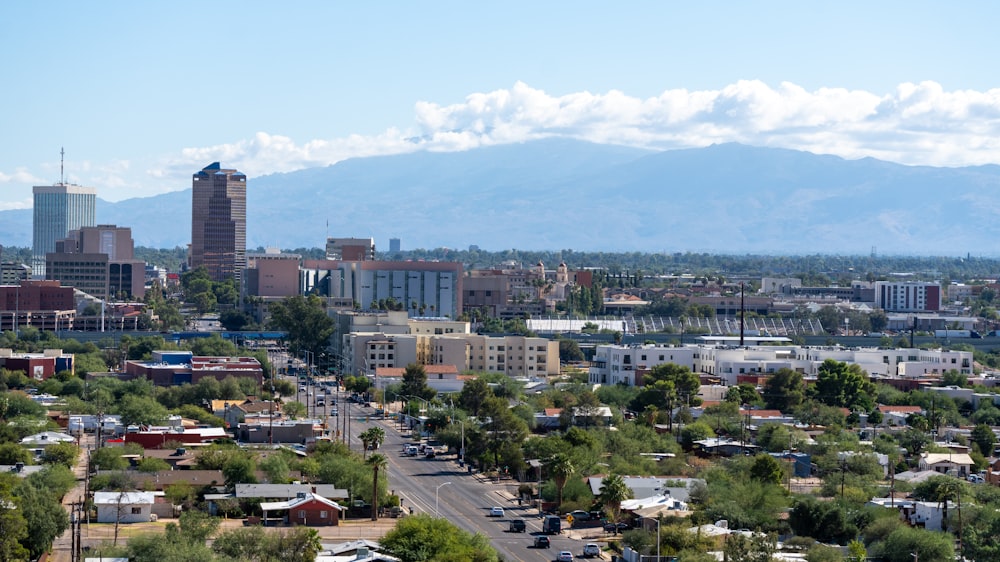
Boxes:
[2,140,998,255]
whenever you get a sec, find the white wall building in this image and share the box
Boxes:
[94,491,155,523]
[874,281,941,312]
[589,343,972,387]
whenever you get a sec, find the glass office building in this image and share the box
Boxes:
[32,184,97,277]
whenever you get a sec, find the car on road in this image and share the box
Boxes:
[489,506,504,517]
[533,536,551,549]
[509,519,526,532]
[557,551,574,562]
[582,543,601,558]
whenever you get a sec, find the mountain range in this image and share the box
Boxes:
[2,139,999,255]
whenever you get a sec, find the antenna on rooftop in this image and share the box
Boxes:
[60,147,65,185]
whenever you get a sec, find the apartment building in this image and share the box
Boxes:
[875,281,941,312]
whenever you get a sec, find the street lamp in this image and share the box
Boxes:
[435,481,452,517]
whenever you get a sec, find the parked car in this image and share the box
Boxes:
[604,521,630,533]
[509,519,526,532]
[568,510,591,521]
[582,543,601,558]
[557,551,574,562]
[533,536,551,549]
[489,506,504,517]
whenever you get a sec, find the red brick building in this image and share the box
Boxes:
[0,349,75,380]
[260,492,343,526]
[123,352,263,387]
[0,280,76,331]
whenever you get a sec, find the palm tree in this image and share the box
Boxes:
[366,427,385,457]
[359,427,385,459]
[367,454,387,521]
[598,473,633,522]
[548,453,575,510]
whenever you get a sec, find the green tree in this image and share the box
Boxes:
[970,423,996,456]
[762,368,806,412]
[222,454,257,490]
[380,513,500,562]
[723,532,777,562]
[14,482,69,559]
[259,454,291,484]
[91,447,130,471]
[790,496,858,545]
[117,394,169,426]
[401,363,435,401]
[679,421,715,450]
[40,441,78,468]
[0,442,31,465]
[879,526,954,562]
[282,401,306,419]
[749,454,785,486]
[267,295,334,361]
[457,377,493,417]
[212,525,321,562]
[813,359,876,411]
[136,457,171,473]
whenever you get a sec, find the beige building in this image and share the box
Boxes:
[342,332,558,377]
[246,249,301,297]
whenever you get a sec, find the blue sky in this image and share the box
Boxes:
[2,1,999,209]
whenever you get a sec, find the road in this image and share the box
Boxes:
[285,376,604,561]
[363,416,597,562]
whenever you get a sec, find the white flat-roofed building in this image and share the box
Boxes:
[589,343,972,387]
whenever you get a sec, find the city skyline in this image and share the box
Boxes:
[2,2,1000,211]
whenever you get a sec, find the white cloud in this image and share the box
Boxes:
[13,80,1000,203]
[0,168,44,185]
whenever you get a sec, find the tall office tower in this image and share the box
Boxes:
[389,238,401,253]
[32,183,97,277]
[190,162,247,283]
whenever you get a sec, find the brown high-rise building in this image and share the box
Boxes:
[46,225,145,300]
[190,162,247,283]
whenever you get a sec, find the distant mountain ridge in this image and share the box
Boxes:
[2,139,999,255]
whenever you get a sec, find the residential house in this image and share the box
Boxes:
[94,491,156,523]
[533,408,563,431]
[260,492,344,526]
[694,437,758,457]
[571,405,613,427]
[918,452,974,478]
[20,431,76,447]
[875,404,924,427]
[867,497,951,531]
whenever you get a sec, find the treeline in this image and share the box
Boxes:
[8,245,1000,281]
